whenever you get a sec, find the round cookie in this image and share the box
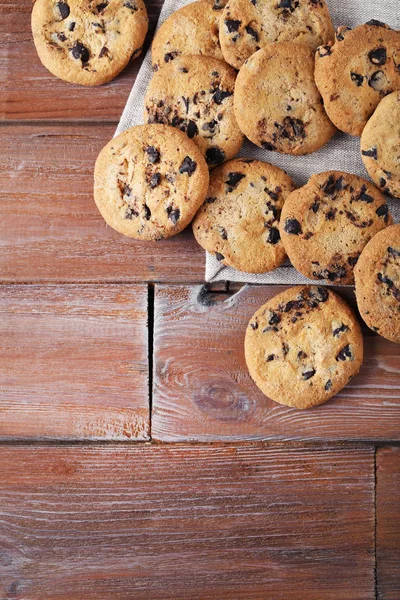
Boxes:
[220,0,334,70]
[94,124,209,241]
[279,171,392,285]
[355,224,400,344]
[233,43,336,156]
[144,56,244,167]
[315,21,400,136]
[151,1,224,71]
[32,0,148,86]
[245,286,363,409]
[192,159,296,273]
[361,91,400,199]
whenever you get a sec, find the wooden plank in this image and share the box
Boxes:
[0,124,204,283]
[376,446,400,600]
[0,443,374,599]
[153,284,400,442]
[0,284,149,439]
[0,0,162,121]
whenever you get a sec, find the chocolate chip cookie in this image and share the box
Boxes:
[220,0,334,70]
[94,124,209,240]
[315,21,400,136]
[32,0,148,86]
[355,224,400,344]
[192,158,295,273]
[144,56,243,167]
[233,43,336,155]
[245,286,363,409]
[361,91,400,199]
[151,1,224,71]
[279,171,393,285]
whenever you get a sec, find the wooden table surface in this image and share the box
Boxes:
[1,1,399,598]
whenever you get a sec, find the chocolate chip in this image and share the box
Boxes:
[215,252,225,261]
[336,345,352,361]
[368,70,387,91]
[68,21,76,30]
[297,351,307,360]
[206,197,217,204]
[145,146,160,164]
[368,47,387,66]
[57,32,67,41]
[225,19,241,33]
[245,25,259,41]
[326,208,336,221]
[96,2,108,11]
[309,286,329,303]
[302,369,316,380]
[149,173,161,189]
[284,218,302,235]
[388,246,400,258]
[269,312,280,326]
[218,226,228,240]
[125,207,138,219]
[278,117,305,140]
[123,184,131,197]
[261,141,276,151]
[212,89,233,105]
[311,200,320,213]
[124,1,138,10]
[71,42,89,63]
[351,72,364,86]
[325,379,332,391]
[164,52,178,62]
[277,0,299,9]
[166,206,180,224]
[202,119,218,132]
[366,19,388,28]
[144,204,151,220]
[322,174,344,196]
[179,156,197,175]
[251,321,258,330]
[378,272,393,288]
[99,46,109,58]
[56,1,70,19]
[226,172,245,191]
[362,147,378,159]
[376,204,389,220]
[356,184,374,203]
[266,354,275,362]
[186,120,198,139]
[206,147,225,166]
[284,300,304,312]
[282,343,289,357]
[318,45,332,57]
[181,96,190,113]
[267,227,280,245]
[379,178,386,188]
[333,323,349,337]
[347,254,360,266]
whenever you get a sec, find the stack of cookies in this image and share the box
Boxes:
[31,0,400,409]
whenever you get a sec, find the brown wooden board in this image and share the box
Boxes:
[0,124,205,283]
[0,443,375,599]
[376,446,400,600]
[0,0,162,121]
[0,284,149,439]
[153,284,400,442]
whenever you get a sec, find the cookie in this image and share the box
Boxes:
[233,43,336,156]
[192,159,295,273]
[355,224,400,344]
[94,124,209,241]
[220,0,334,70]
[315,21,400,136]
[144,56,244,167]
[151,1,224,71]
[361,91,400,199]
[279,171,393,285]
[31,0,148,86]
[245,286,363,409]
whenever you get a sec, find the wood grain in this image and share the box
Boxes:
[0,0,162,121]
[0,124,205,283]
[0,443,374,599]
[0,284,149,439]
[376,446,400,600]
[153,284,400,442]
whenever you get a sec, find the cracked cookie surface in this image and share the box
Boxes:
[32,0,148,86]
[279,171,392,285]
[245,285,363,409]
[151,1,224,71]
[355,224,400,344]
[233,43,336,155]
[220,0,334,70]
[361,91,400,199]
[144,56,243,168]
[94,124,209,240]
[192,158,295,273]
[314,21,400,136]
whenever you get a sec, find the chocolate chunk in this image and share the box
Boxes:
[56,1,70,19]
[225,19,241,33]
[309,286,329,303]
[212,89,233,105]
[124,1,138,10]
[333,323,349,337]
[250,321,258,330]
[186,120,198,139]
[261,141,276,151]
[269,312,280,325]
[145,146,160,164]
[318,45,332,57]
[376,204,389,220]
[71,42,89,63]
[284,218,302,235]
[322,174,344,196]
[68,21,76,31]
[96,2,108,11]
[226,171,245,191]
[99,46,109,58]
[166,206,180,224]
[312,266,347,282]
[366,20,388,28]
[351,72,364,86]
[356,184,374,203]
[215,252,225,261]
[179,156,197,175]
[245,25,259,41]
[368,71,387,91]
[362,147,378,159]
[378,272,393,288]
[278,117,305,140]
[206,147,225,166]
[267,227,280,245]
[164,51,178,62]
[266,189,279,201]
[149,173,161,189]
[266,354,275,362]
[144,204,151,220]
[284,300,304,312]
[325,379,332,391]
[302,369,316,380]
[217,226,228,240]
[336,345,352,361]
[368,47,387,66]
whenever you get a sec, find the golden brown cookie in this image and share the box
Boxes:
[355,224,400,344]
[192,158,295,273]
[94,124,209,240]
[220,0,334,70]
[279,171,392,285]
[245,286,364,409]
[233,43,336,155]
[314,21,400,136]
[32,0,148,86]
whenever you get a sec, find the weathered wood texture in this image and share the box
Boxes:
[0,444,375,600]
[0,125,205,283]
[377,446,400,600]
[153,284,400,442]
[0,284,149,439]
[0,0,162,121]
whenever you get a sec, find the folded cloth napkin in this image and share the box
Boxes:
[116,0,400,284]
